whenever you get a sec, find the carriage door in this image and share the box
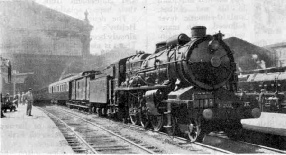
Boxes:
[86,77,90,101]
[70,81,75,100]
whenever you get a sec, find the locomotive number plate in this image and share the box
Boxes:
[222,103,233,109]
[244,102,250,107]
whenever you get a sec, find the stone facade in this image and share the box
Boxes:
[0,0,93,93]
[264,42,286,67]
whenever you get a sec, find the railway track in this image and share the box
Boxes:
[39,107,97,154]
[39,107,158,154]
[126,121,286,154]
[51,105,286,154]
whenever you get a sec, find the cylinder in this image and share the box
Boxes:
[166,33,190,47]
[251,108,261,118]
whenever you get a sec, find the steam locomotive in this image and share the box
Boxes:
[237,66,286,113]
[41,26,261,142]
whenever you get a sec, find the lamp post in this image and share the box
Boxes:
[2,70,34,96]
[0,57,11,96]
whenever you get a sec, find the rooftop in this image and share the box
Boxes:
[264,42,286,49]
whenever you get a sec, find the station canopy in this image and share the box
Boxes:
[253,73,279,82]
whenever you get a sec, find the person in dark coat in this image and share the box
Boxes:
[24,88,34,116]
[2,93,10,116]
[1,93,5,118]
[258,89,266,111]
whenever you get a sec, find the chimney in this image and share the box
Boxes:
[191,26,206,38]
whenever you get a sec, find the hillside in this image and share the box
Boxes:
[224,37,275,71]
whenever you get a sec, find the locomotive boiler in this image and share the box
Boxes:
[44,26,261,142]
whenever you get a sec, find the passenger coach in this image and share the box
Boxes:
[48,73,82,105]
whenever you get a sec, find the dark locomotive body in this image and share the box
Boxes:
[238,67,286,113]
[40,26,261,142]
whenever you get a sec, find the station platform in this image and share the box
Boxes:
[241,112,286,136]
[0,105,74,154]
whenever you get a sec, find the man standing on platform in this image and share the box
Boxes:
[25,88,34,116]
[1,93,5,118]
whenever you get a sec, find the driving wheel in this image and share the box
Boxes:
[187,119,205,142]
[139,100,150,128]
[165,115,177,136]
[129,106,139,125]
[150,115,164,131]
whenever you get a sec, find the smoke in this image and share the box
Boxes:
[258,60,266,69]
[252,54,266,69]
[237,62,242,72]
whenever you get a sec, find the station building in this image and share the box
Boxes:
[0,0,93,93]
[264,42,286,67]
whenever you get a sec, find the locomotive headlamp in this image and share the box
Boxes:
[203,109,213,120]
[251,108,261,118]
[209,39,220,52]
